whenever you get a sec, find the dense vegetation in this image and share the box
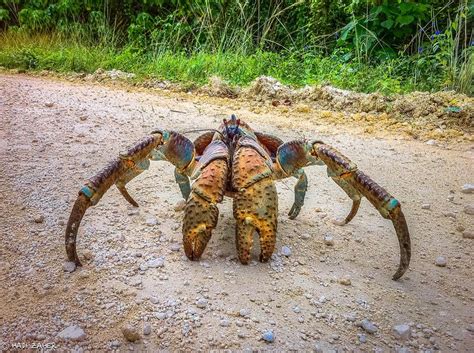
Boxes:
[0,1,472,95]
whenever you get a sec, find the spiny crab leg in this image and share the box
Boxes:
[312,142,411,280]
[65,134,163,266]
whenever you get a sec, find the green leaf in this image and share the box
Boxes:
[396,15,414,26]
[0,8,10,21]
[381,19,394,29]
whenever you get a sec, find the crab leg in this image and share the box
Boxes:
[274,140,411,280]
[65,131,195,267]
[313,142,411,280]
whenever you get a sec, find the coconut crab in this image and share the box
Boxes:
[65,115,411,280]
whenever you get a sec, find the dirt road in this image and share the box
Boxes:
[0,74,473,352]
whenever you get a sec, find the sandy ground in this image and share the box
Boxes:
[0,74,473,352]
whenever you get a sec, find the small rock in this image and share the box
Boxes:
[143,324,152,336]
[170,243,181,251]
[147,257,164,268]
[425,139,437,145]
[182,322,192,336]
[467,324,474,332]
[239,308,250,317]
[110,340,121,348]
[358,333,367,343]
[393,324,411,340]
[145,216,159,226]
[444,212,456,219]
[196,297,208,308]
[63,261,76,273]
[435,256,447,267]
[462,231,474,239]
[281,246,292,257]
[174,200,186,212]
[421,204,431,210]
[463,204,474,215]
[461,184,474,194]
[262,330,275,343]
[45,102,54,107]
[338,275,352,286]
[220,319,231,327]
[79,115,87,121]
[139,263,148,271]
[34,215,44,223]
[82,250,93,260]
[301,233,311,240]
[361,319,378,334]
[121,325,140,342]
[57,325,86,341]
[447,195,454,202]
[324,234,334,246]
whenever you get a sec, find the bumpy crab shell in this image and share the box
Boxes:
[65,115,410,280]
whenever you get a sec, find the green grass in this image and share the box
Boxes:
[0,31,467,95]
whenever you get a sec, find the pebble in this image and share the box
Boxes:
[147,257,164,268]
[393,324,411,340]
[196,297,208,308]
[174,200,186,212]
[358,333,367,343]
[45,102,54,107]
[281,246,292,257]
[145,216,159,226]
[262,330,275,343]
[170,243,181,251]
[239,308,250,317]
[57,325,86,341]
[219,319,231,327]
[338,275,352,286]
[421,204,431,210]
[435,256,447,267]
[463,204,474,215]
[63,261,76,273]
[461,184,474,194]
[324,234,334,246]
[361,319,378,334]
[34,214,44,223]
[444,212,456,219]
[301,233,311,240]
[121,325,140,342]
[425,139,437,145]
[143,323,152,336]
[462,231,474,239]
[82,250,93,260]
